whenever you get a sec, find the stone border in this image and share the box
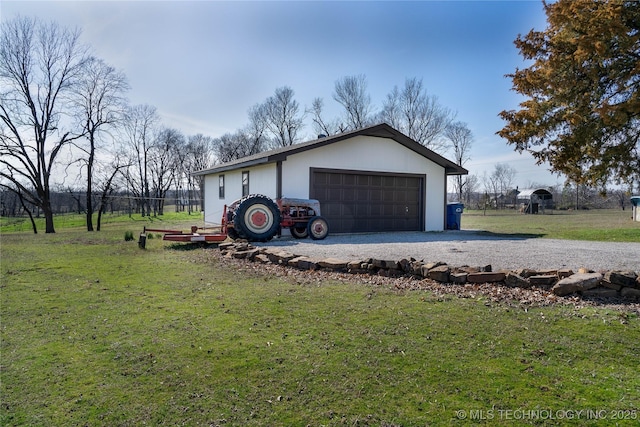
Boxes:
[218,242,640,301]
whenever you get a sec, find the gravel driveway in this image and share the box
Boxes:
[256,231,640,272]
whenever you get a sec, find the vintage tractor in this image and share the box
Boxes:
[226,194,329,242]
[141,194,328,245]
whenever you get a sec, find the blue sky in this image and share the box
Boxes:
[2,0,563,188]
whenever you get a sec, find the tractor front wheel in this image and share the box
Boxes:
[307,216,329,240]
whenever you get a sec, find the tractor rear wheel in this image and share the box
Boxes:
[227,227,242,240]
[233,195,281,242]
[307,216,329,240]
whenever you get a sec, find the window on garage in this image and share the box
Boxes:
[218,175,225,199]
[242,171,249,197]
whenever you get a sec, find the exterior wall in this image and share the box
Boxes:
[202,163,277,226]
[202,135,449,230]
[281,135,446,231]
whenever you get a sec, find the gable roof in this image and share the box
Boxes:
[193,123,468,176]
[517,188,553,200]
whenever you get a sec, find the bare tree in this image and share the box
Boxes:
[379,77,454,152]
[333,74,373,130]
[149,127,183,215]
[213,103,268,163]
[120,104,158,216]
[181,134,214,213]
[95,155,128,230]
[491,163,517,209]
[462,174,479,207]
[308,97,341,137]
[72,56,128,231]
[246,103,269,153]
[0,16,89,233]
[481,171,497,214]
[0,182,38,233]
[263,86,304,147]
[445,121,473,202]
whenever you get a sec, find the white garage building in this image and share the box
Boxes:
[194,123,468,233]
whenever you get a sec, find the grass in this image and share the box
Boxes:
[1,223,639,426]
[462,209,640,242]
[0,210,206,234]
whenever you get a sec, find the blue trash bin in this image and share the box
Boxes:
[446,203,464,230]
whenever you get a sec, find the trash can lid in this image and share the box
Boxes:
[631,196,640,206]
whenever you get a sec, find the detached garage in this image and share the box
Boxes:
[194,123,467,232]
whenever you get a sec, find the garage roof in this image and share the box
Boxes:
[193,123,469,176]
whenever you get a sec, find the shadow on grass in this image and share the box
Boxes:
[164,242,221,251]
[472,230,547,239]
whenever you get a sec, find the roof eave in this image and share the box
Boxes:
[445,166,469,176]
[192,157,272,176]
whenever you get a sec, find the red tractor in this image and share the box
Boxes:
[142,194,328,245]
[226,194,329,242]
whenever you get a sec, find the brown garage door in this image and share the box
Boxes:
[310,169,424,233]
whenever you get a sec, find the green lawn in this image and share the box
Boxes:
[462,209,640,242]
[1,225,639,426]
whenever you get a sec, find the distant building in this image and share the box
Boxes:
[631,196,640,222]
[517,188,554,214]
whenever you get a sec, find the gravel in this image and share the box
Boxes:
[256,231,640,272]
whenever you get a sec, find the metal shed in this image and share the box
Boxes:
[517,188,553,214]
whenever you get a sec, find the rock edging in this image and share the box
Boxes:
[218,242,640,301]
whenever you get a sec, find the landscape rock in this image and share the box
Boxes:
[254,254,270,263]
[600,280,622,291]
[505,272,530,288]
[399,258,415,273]
[428,265,451,283]
[604,271,638,288]
[621,287,640,300]
[552,273,603,296]
[424,261,446,270]
[317,258,349,270]
[529,275,558,288]
[467,272,506,283]
[371,259,400,270]
[288,256,317,270]
[557,269,574,279]
[231,250,249,259]
[265,249,296,264]
[458,266,481,274]
[410,261,424,276]
[513,268,538,278]
[216,240,640,302]
[450,272,468,284]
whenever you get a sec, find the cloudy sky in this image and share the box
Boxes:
[2,0,563,187]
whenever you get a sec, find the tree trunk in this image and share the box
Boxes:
[43,203,55,233]
[97,206,103,231]
[86,152,94,231]
[17,192,38,234]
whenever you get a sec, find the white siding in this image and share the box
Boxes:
[203,163,277,226]
[281,136,446,231]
